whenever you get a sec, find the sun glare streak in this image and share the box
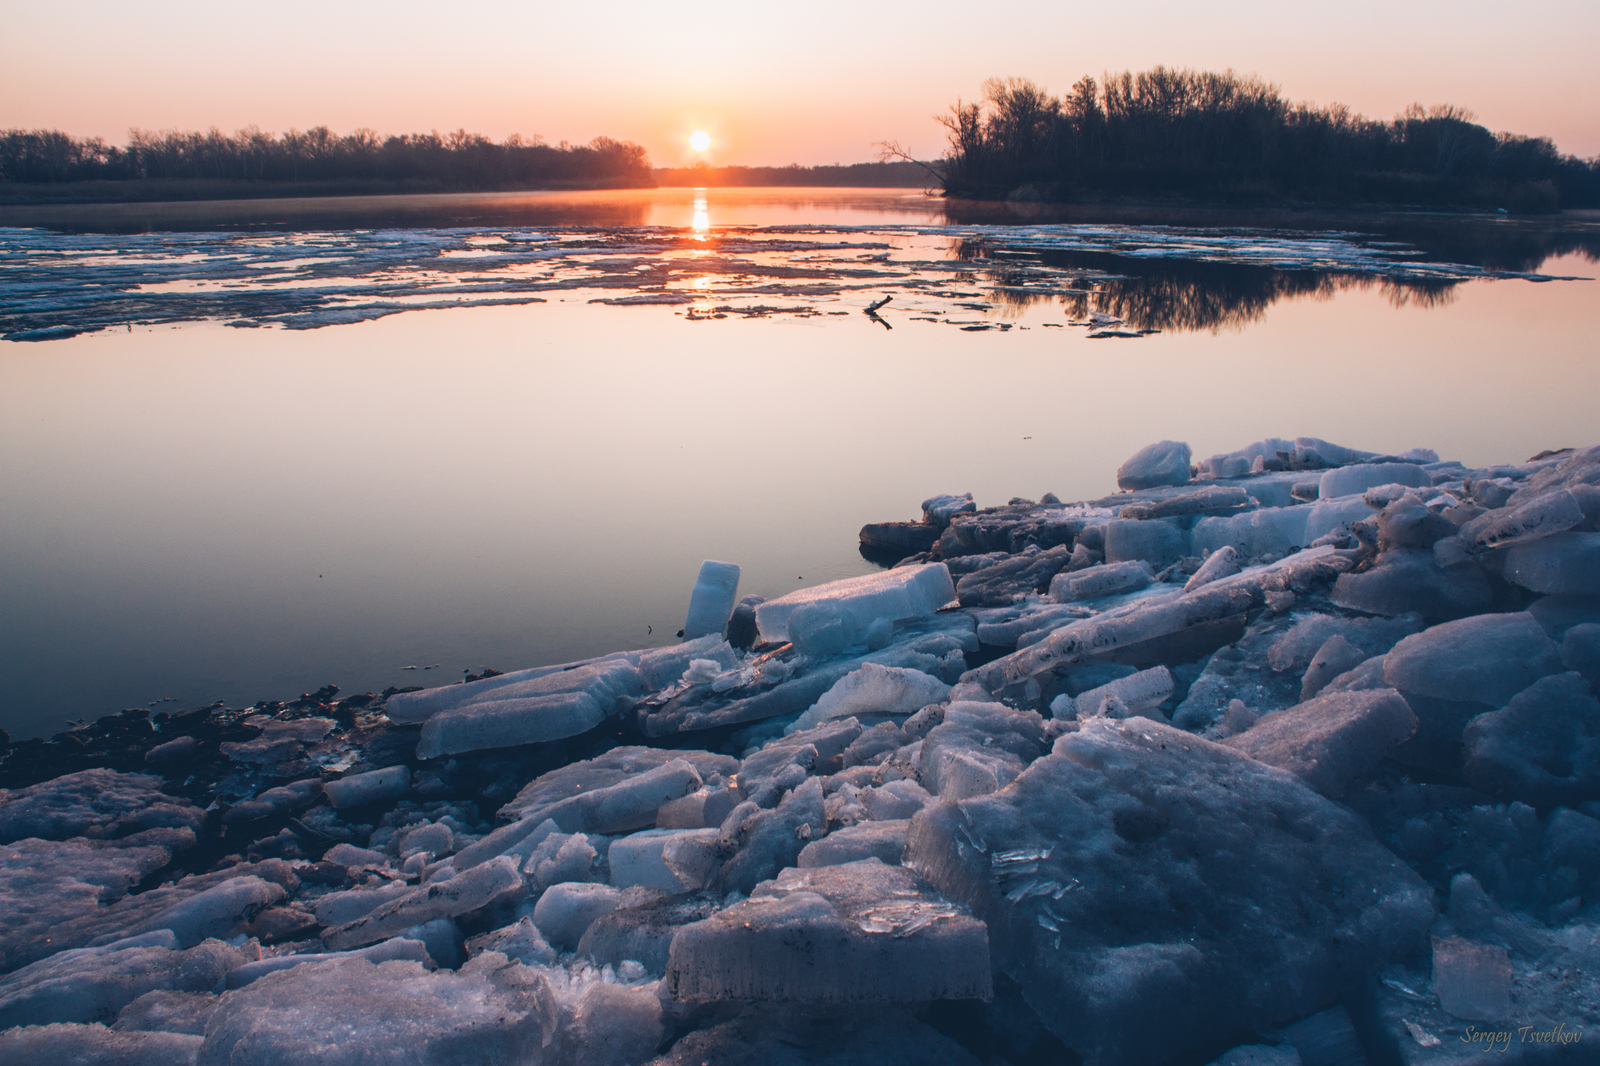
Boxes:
[689,130,712,153]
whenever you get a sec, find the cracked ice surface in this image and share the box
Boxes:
[2,222,1577,339]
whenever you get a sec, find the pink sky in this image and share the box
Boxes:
[3,0,1596,164]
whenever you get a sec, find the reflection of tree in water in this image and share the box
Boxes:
[958,242,1459,332]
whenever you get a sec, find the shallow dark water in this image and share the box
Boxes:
[1,189,1596,740]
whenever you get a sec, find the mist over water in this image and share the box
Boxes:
[1,188,1596,741]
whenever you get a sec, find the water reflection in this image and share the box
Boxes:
[962,246,1465,333]
[692,190,710,238]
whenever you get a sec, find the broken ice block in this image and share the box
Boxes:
[1184,546,1240,592]
[531,882,625,951]
[1504,532,1600,596]
[1318,463,1429,500]
[1070,666,1174,721]
[786,663,950,734]
[1222,689,1417,797]
[922,493,976,527]
[754,564,955,648]
[607,828,720,892]
[322,856,522,950]
[797,820,909,868]
[1051,560,1153,602]
[683,560,741,639]
[1103,519,1189,568]
[663,859,991,1003]
[1191,506,1310,560]
[1117,440,1192,490]
[323,765,410,809]
[1432,936,1511,1020]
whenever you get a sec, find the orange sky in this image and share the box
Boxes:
[3,0,1597,164]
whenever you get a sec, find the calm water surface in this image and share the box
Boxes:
[2,189,1596,739]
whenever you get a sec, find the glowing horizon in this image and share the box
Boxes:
[3,1,1597,165]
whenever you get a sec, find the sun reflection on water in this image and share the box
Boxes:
[692,189,710,239]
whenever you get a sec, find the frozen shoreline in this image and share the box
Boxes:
[2,436,1598,1064]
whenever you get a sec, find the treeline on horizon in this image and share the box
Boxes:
[932,69,1600,211]
[0,126,655,194]
[654,161,931,188]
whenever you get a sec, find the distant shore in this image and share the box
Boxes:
[0,175,657,207]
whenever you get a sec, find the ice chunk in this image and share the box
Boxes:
[0,836,181,969]
[0,769,202,844]
[495,746,737,826]
[219,717,335,765]
[1119,486,1255,521]
[224,937,431,989]
[575,894,719,973]
[196,955,557,1066]
[683,560,741,639]
[787,663,951,734]
[955,545,1073,606]
[607,828,721,892]
[920,702,1045,797]
[1318,463,1429,500]
[111,989,217,1035]
[125,876,286,948]
[1051,560,1153,602]
[558,980,664,1066]
[656,784,739,830]
[1191,507,1310,561]
[1300,494,1372,545]
[459,759,709,870]
[861,780,933,821]
[1463,672,1600,806]
[416,692,607,760]
[323,765,409,809]
[464,916,557,967]
[0,937,241,1028]
[1299,635,1369,701]
[1460,488,1586,552]
[1185,545,1240,592]
[1266,613,1424,680]
[663,859,991,1003]
[1117,440,1192,490]
[903,717,1434,1065]
[922,492,976,527]
[1383,613,1564,707]
[313,880,414,927]
[1069,666,1174,721]
[1565,623,1600,687]
[1329,548,1492,619]
[323,856,521,950]
[989,549,1355,691]
[1223,689,1418,797]
[0,1024,202,1066]
[1103,518,1190,568]
[532,882,625,951]
[522,830,598,890]
[718,778,827,894]
[322,842,389,868]
[754,564,956,647]
[408,658,646,756]
[1504,532,1600,596]
[1432,936,1511,1021]
[798,820,908,868]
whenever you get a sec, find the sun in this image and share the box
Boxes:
[689,130,712,153]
